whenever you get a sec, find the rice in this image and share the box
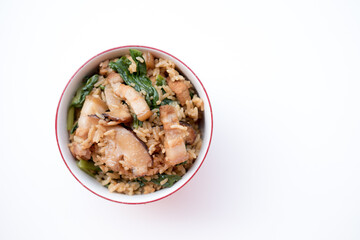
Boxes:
[127,55,137,73]
[136,56,144,63]
[160,178,168,185]
[68,50,204,195]
[94,76,105,87]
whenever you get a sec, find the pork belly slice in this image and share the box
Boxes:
[116,84,152,121]
[107,72,152,121]
[159,105,189,166]
[166,77,191,106]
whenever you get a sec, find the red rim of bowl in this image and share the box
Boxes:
[55,45,213,204]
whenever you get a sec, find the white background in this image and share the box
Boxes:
[1,0,359,239]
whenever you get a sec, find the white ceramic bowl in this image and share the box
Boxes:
[55,46,213,204]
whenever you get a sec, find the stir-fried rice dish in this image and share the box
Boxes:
[67,49,204,195]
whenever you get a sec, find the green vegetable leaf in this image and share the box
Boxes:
[100,85,105,91]
[70,87,83,108]
[156,75,166,86]
[151,174,181,188]
[131,113,143,129]
[129,49,147,76]
[109,49,159,109]
[109,57,140,90]
[189,89,195,99]
[134,177,147,188]
[160,98,175,106]
[77,159,101,177]
[176,161,187,166]
[70,122,78,134]
[67,106,75,131]
[71,74,99,108]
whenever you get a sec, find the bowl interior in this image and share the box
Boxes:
[56,46,212,204]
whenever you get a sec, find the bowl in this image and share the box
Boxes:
[55,45,213,204]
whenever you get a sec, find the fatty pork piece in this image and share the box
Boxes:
[142,52,155,70]
[117,84,152,121]
[103,85,132,122]
[98,126,152,176]
[159,105,189,166]
[106,72,123,92]
[107,72,152,121]
[166,77,191,106]
[70,95,107,160]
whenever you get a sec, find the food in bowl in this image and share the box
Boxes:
[67,49,204,195]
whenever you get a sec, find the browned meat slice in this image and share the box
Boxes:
[69,95,107,160]
[180,122,197,145]
[116,84,152,121]
[142,52,155,70]
[107,73,152,121]
[166,77,191,106]
[106,72,123,89]
[107,72,152,121]
[103,85,132,122]
[159,105,188,165]
[99,126,152,176]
